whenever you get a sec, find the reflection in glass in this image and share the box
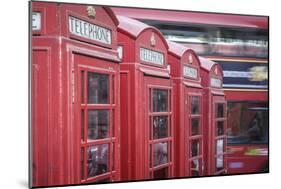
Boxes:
[153,89,168,112]
[87,144,109,178]
[154,167,168,179]
[152,116,168,139]
[216,139,224,154]
[216,121,224,136]
[191,140,199,157]
[88,110,109,140]
[153,142,168,167]
[216,155,224,171]
[191,159,200,176]
[191,118,199,136]
[217,103,224,118]
[191,96,200,114]
[88,72,109,104]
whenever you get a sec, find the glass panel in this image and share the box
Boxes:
[191,159,200,176]
[216,139,224,154]
[153,167,168,179]
[191,140,200,157]
[81,109,84,142]
[191,118,199,136]
[81,148,84,180]
[153,142,168,167]
[87,144,109,178]
[216,155,224,171]
[216,121,224,136]
[191,96,200,114]
[81,71,84,104]
[88,72,109,104]
[152,116,168,139]
[88,110,109,140]
[217,103,224,118]
[153,89,168,112]
[227,102,268,144]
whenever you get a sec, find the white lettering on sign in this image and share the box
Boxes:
[183,66,197,79]
[211,77,222,88]
[140,48,164,66]
[32,12,41,31]
[69,16,112,45]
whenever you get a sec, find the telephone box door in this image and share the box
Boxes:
[212,95,227,175]
[144,77,173,179]
[74,53,119,183]
[185,88,204,176]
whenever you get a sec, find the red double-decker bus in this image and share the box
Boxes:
[112,7,269,175]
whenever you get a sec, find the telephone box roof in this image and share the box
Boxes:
[117,15,169,49]
[167,40,197,58]
[199,57,217,71]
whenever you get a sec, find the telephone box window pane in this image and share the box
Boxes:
[88,110,109,140]
[191,140,200,157]
[191,96,200,114]
[216,139,224,154]
[153,89,168,112]
[191,118,199,136]
[216,155,224,171]
[87,144,109,178]
[191,159,199,176]
[217,103,224,118]
[153,142,168,167]
[216,121,224,136]
[88,72,109,104]
[152,116,168,139]
[154,167,168,179]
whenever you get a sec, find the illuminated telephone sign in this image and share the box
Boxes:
[69,16,112,45]
[183,65,198,79]
[210,77,222,88]
[140,48,164,66]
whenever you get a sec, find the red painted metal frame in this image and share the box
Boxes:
[118,16,174,181]
[200,57,227,175]
[167,41,204,178]
[31,2,120,187]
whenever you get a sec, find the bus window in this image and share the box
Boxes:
[227,102,268,144]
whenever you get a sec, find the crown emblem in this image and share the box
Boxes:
[150,33,156,46]
[214,66,218,75]
[188,54,193,64]
[87,6,96,19]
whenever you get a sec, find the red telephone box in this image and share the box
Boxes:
[167,41,203,178]
[31,2,120,187]
[199,57,227,175]
[117,16,174,180]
